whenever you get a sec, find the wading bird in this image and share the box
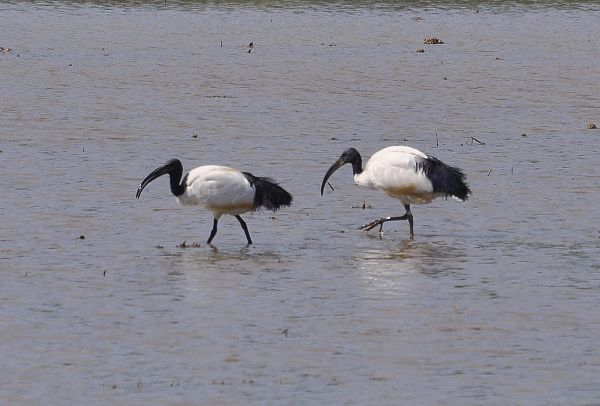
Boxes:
[320,146,470,238]
[136,159,292,245]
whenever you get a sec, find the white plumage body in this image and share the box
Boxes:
[177,165,255,218]
[354,146,439,205]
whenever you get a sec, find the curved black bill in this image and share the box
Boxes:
[135,164,171,199]
[320,158,346,196]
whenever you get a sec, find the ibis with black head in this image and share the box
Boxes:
[321,146,470,238]
[136,159,292,245]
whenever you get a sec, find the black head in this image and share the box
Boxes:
[320,147,363,196]
[136,159,185,199]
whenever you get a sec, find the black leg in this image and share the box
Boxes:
[235,215,253,245]
[359,204,414,238]
[207,218,218,244]
[359,215,408,232]
[404,204,414,238]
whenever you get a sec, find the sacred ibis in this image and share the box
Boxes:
[136,159,292,245]
[320,146,470,238]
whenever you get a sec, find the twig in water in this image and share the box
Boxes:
[465,137,486,146]
[327,182,334,192]
[487,169,492,176]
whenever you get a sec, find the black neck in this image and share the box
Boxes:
[169,164,186,196]
[346,148,363,175]
[137,158,187,199]
[351,155,363,175]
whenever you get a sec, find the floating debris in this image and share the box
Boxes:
[424,37,444,45]
[78,235,85,240]
[521,133,527,137]
[588,123,597,129]
[352,201,372,209]
[178,241,203,248]
[416,48,425,53]
[248,42,254,49]
[0,47,13,53]
[412,16,424,21]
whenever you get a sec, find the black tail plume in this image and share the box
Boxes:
[243,173,293,211]
[418,156,471,201]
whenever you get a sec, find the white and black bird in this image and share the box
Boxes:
[136,159,292,245]
[321,146,470,238]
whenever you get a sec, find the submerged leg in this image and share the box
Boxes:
[359,204,414,238]
[235,215,253,245]
[207,218,219,244]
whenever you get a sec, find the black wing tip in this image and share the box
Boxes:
[454,185,471,201]
[244,172,292,211]
[420,157,471,201]
[270,185,293,209]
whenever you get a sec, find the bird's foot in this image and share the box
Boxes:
[358,218,384,232]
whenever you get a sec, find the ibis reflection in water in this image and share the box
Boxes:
[321,146,470,238]
[136,159,292,245]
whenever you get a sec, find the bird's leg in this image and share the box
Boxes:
[404,204,414,238]
[235,215,253,245]
[359,215,407,232]
[207,218,219,244]
[359,204,414,237]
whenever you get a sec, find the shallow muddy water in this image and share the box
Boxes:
[1,1,600,404]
